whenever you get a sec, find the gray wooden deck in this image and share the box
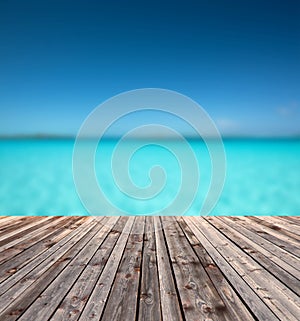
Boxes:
[0,216,299,321]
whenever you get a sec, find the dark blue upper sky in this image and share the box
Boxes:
[0,0,299,136]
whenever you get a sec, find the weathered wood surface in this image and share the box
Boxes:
[0,216,299,321]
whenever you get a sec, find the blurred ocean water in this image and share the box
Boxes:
[0,139,299,215]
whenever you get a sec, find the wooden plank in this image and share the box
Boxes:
[184,217,280,321]
[100,216,145,321]
[177,217,255,321]
[224,217,300,270]
[153,217,183,321]
[138,216,162,321]
[50,217,128,321]
[219,217,300,280]
[0,217,50,242]
[0,217,89,284]
[0,216,299,321]
[0,217,41,236]
[197,217,300,321]
[265,217,300,237]
[0,217,19,229]
[0,218,22,230]
[78,216,135,321]
[0,216,72,263]
[209,217,300,295]
[240,217,300,257]
[0,217,48,224]
[0,216,68,251]
[247,216,300,242]
[162,216,229,321]
[0,217,92,295]
[278,217,300,226]
[17,217,120,321]
[0,218,103,320]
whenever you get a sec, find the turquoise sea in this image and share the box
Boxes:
[0,139,299,216]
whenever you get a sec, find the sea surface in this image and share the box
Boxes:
[0,138,299,216]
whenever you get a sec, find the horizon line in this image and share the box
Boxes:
[0,133,300,140]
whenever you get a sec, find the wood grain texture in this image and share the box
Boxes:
[0,216,299,321]
[138,216,162,321]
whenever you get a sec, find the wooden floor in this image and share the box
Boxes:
[0,216,299,321]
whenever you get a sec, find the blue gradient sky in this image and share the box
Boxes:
[0,0,299,137]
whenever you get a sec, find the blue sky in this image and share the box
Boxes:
[0,0,299,137]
